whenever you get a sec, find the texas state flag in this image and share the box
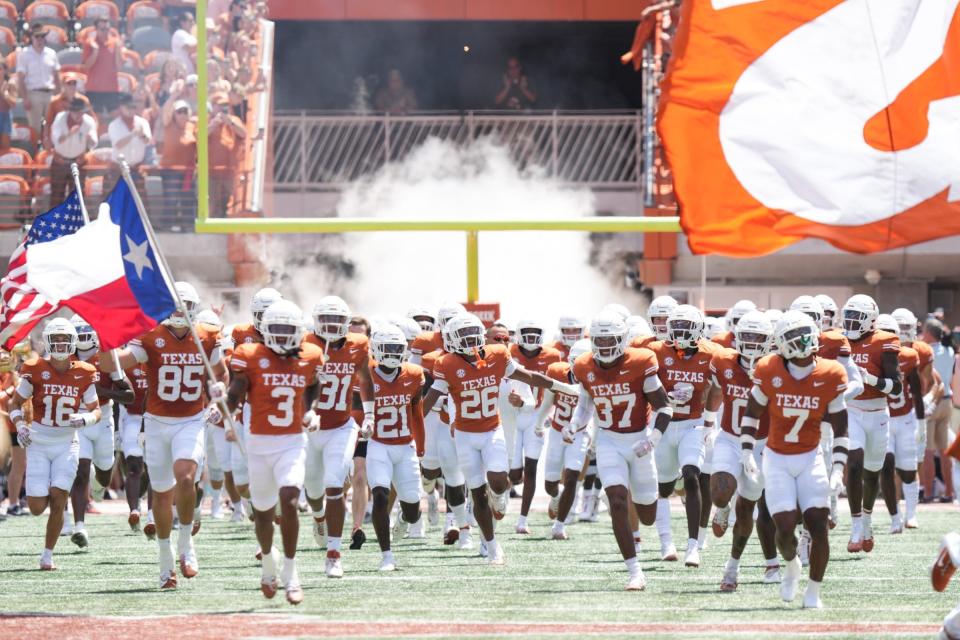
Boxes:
[0,180,177,350]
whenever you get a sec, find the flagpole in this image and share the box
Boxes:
[117,158,242,449]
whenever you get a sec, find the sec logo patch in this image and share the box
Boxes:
[457,369,466,379]
[41,370,51,380]
[664,356,674,366]
[259,358,270,369]
[587,372,595,383]
[245,337,254,344]
[724,369,734,380]
[772,376,783,389]
[155,338,165,349]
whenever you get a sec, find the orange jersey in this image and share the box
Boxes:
[649,341,714,421]
[550,340,571,361]
[709,348,769,439]
[630,335,656,349]
[712,331,735,349]
[410,331,443,357]
[231,322,262,347]
[421,348,451,423]
[752,355,847,455]
[573,347,658,433]
[305,333,368,430]
[124,364,149,415]
[911,340,934,371]
[230,342,323,436]
[888,346,920,418]
[20,358,98,428]
[432,344,514,433]
[546,361,578,432]
[818,328,851,360]
[130,323,221,419]
[371,363,425,449]
[848,330,900,402]
[510,343,561,405]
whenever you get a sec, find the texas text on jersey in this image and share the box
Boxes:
[304,332,368,430]
[371,362,425,450]
[648,340,714,421]
[19,358,99,428]
[710,347,770,440]
[431,343,515,433]
[572,347,658,433]
[545,361,578,432]
[231,342,324,435]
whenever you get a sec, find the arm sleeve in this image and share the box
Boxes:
[128,341,149,363]
[534,389,555,426]
[82,384,97,405]
[209,342,223,366]
[828,393,846,414]
[643,375,662,394]
[839,355,864,400]
[504,358,518,377]
[750,384,768,406]
[408,353,422,366]
[16,377,32,397]
[571,387,595,429]
[431,378,449,395]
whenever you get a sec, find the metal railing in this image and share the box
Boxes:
[271,110,644,192]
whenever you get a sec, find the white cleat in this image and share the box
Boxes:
[325,551,343,578]
[179,549,199,579]
[905,516,919,530]
[405,518,426,539]
[712,506,731,538]
[763,564,782,584]
[230,506,246,523]
[798,529,811,567]
[684,541,700,568]
[781,556,801,602]
[625,570,646,591]
[488,543,506,566]
[313,519,327,549]
[661,540,679,562]
[802,588,823,609]
[720,566,739,592]
[458,528,474,550]
[70,528,89,549]
[890,515,904,535]
[515,522,531,535]
[427,493,439,527]
[489,488,508,521]
[479,539,489,558]
[379,556,396,572]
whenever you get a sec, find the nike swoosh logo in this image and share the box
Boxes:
[813,381,825,387]
[619,370,630,375]
[298,362,310,367]
[73,375,84,380]
[403,381,414,387]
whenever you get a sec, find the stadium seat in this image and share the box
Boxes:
[142,49,172,74]
[57,46,83,67]
[10,121,36,154]
[0,26,15,56]
[76,0,120,29]
[0,147,32,179]
[0,173,30,223]
[117,70,137,93]
[130,25,170,56]
[120,47,142,75]
[22,1,69,30]
[42,25,69,51]
[126,0,163,36]
[84,174,104,198]
[34,149,53,169]
[0,1,18,32]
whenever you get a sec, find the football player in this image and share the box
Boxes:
[536,338,593,540]
[649,305,716,567]
[509,319,562,534]
[740,311,849,608]
[568,311,674,590]
[552,316,587,361]
[223,300,321,605]
[303,295,372,578]
[365,325,426,571]
[408,302,464,366]
[705,311,781,590]
[874,314,924,534]
[102,282,225,589]
[66,316,133,547]
[119,361,149,532]
[421,313,579,565]
[712,300,758,349]
[407,307,436,333]
[814,294,839,330]
[10,319,101,570]
[841,294,901,554]
[643,296,677,346]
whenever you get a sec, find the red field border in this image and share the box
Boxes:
[0,615,942,639]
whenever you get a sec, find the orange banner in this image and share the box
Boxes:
[658,0,960,257]
[464,302,501,328]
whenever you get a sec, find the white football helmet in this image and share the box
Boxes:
[394,316,423,344]
[789,296,824,328]
[702,316,724,340]
[195,309,222,328]
[568,337,592,368]
[261,300,304,355]
[493,318,516,343]
[407,307,436,332]
[43,317,78,361]
[436,302,466,330]
[765,309,784,324]
[251,287,283,332]
[371,324,408,369]
[557,316,587,347]
[667,305,705,350]
[727,299,758,330]
[647,295,678,341]
[589,311,627,364]
[516,318,545,351]
[735,310,773,364]
[775,310,820,360]
[440,315,460,353]
[69,314,98,352]
[602,303,631,321]
[842,294,879,341]
[815,294,839,329]
[446,313,486,355]
[165,281,200,329]
[875,313,898,334]
[626,315,652,339]
[891,308,918,342]
[312,295,351,342]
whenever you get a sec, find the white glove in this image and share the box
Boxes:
[829,463,845,493]
[359,414,374,440]
[560,423,577,443]
[208,381,227,403]
[534,419,549,437]
[551,380,580,397]
[15,421,31,447]
[667,384,694,406]
[859,367,879,388]
[924,394,937,418]
[68,412,97,428]
[302,411,320,433]
[203,403,223,426]
[741,449,759,482]
[633,428,662,457]
[917,418,927,448]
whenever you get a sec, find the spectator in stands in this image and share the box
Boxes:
[16,24,61,137]
[217,0,249,50]
[82,17,122,116]
[171,11,198,75]
[157,59,187,108]
[923,318,956,503]
[49,98,97,207]
[0,61,17,149]
[374,69,417,115]
[108,93,152,193]
[132,85,159,136]
[159,98,195,223]
[208,59,231,97]
[494,57,537,110]
[44,73,91,150]
[208,92,246,216]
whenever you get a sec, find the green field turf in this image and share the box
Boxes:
[0,499,956,639]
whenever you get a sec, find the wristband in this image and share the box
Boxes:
[879,378,894,394]
[741,416,759,430]
[654,405,674,420]
[740,433,756,450]
[362,400,374,417]
[863,371,879,387]
[702,410,718,424]
[833,436,849,450]
[9,408,22,423]
[832,451,848,466]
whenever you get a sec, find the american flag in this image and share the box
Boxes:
[0,191,86,348]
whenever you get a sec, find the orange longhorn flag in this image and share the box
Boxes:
[657,0,960,257]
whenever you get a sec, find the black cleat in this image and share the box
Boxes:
[349,528,366,550]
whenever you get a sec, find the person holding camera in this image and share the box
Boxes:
[495,57,537,110]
